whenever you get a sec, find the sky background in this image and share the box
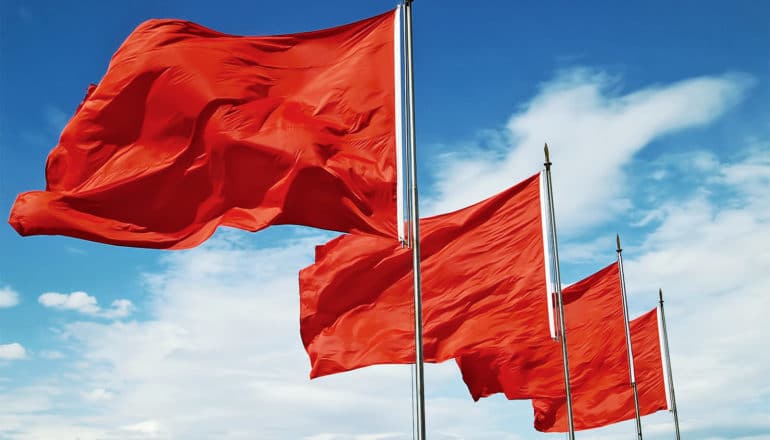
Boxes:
[1,0,769,439]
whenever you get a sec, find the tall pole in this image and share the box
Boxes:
[659,289,681,440]
[616,235,644,440]
[403,2,427,440]
[543,144,575,440]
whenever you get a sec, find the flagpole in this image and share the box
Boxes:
[403,2,427,440]
[659,289,681,440]
[616,235,643,440]
[543,144,575,440]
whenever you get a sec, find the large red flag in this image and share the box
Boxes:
[533,308,669,432]
[9,10,401,249]
[300,173,551,378]
[455,262,629,400]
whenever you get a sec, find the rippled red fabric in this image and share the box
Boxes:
[300,173,548,378]
[456,262,628,400]
[533,308,668,432]
[9,10,398,249]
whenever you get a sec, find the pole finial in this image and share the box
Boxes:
[544,143,551,164]
[659,288,664,303]
[616,233,622,253]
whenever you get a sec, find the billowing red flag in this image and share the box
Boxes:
[300,173,551,378]
[533,307,669,432]
[456,262,629,400]
[9,10,401,249]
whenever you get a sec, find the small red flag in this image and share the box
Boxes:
[9,10,401,249]
[532,308,669,432]
[456,262,629,400]
[300,173,551,378]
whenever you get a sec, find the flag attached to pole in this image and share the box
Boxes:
[300,173,551,378]
[532,307,669,432]
[9,10,402,249]
[455,261,629,400]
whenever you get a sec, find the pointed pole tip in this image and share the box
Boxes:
[544,143,550,162]
[616,234,622,252]
[659,288,664,302]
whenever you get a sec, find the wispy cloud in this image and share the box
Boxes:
[39,350,65,360]
[0,286,20,308]
[425,70,752,235]
[38,291,134,319]
[82,388,114,402]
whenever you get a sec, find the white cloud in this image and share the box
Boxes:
[39,291,100,314]
[104,299,135,319]
[39,350,65,360]
[0,386,56,413]
[0,286,20,308]
[82,388,115,402]
[121,420,162,437]
[425,70,751,235]
[38,291,134,319]
[0,343,27,360]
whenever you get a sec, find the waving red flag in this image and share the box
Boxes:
[456,262,629,400]
[533,308,669,432]
[9,10,401,249]
[300,173,551,378]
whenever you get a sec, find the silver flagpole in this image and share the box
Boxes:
[659,289,681,440]
[403,1,427,439]
[402,5,417,438]
[616,235,643,440]
[543,144,576,440]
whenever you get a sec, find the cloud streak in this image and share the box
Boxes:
[425,70,752,235]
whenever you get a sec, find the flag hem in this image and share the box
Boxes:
[393,6,405,243]
[657,305,672,410]
[540,171,557,339]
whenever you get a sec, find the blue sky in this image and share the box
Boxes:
[1,0,769,439]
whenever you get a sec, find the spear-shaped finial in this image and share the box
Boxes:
[659,288,664,303]
[616,233,622,253]
[544,142,551,164]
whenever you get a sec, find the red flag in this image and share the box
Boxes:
[300,173,551,378]
[9,10,401,249]
[533,308,669,432]
[456,262,629,400]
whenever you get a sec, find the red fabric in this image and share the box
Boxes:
[533,308,668,432]
[456,262,628,400]
[300,173,548,378]
[9,10,398,249]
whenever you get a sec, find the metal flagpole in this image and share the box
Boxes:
[616,235,643,440]
[543,144,576,440]
[659,289,681,440]
[403,2,427,439]
[400,6,418,438]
